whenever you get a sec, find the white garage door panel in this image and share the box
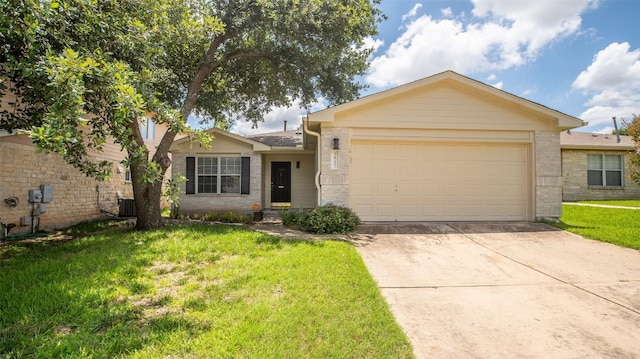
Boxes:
[351,141,529,221]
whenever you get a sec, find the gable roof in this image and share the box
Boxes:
[308,70,585,130]
[170,127,270,151]
[560,131,635,150]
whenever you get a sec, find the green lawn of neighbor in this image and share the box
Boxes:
[552,202,640,250]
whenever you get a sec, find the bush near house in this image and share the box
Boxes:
[177,212,253,224]
[281,204,361,234]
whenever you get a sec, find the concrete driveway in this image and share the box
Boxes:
[354,222,640,358]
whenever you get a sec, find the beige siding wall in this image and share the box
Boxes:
[263,153,316,209]
[534,131,563,220]
[562,149,640,201]
[333,83,555,132]
[0,139,133,234]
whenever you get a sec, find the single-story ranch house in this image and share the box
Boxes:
[561,131,640,201]
[171,71,588,222]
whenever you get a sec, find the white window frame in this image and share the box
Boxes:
[196,156,241,194]
[124,168,132,183]
[587,154,623,187]
[140,117,155,141]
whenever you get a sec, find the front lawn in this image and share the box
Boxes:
[552,203,640,250]
[0,224,414,358]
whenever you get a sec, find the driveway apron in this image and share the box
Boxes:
[354,222,640,358]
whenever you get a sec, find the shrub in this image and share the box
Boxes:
[280,210,308,228]
[282,205,360,234]
[179,212,252,224]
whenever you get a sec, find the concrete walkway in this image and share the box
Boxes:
[354,222,640,358]
[563,202,640,210]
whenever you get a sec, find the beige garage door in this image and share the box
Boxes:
[350,141,530,221]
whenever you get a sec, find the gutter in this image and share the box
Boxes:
[303,116,322,206]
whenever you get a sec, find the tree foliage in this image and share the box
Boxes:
[625,114,640,185]
[0,0,383,229]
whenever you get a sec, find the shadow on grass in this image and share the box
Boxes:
[0,225,218,358]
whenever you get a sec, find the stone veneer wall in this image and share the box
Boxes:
[562,149,640,201]
[0,141,133,234]
[172,152,262,214]
[319,127,351,207]
[535,131,563,220]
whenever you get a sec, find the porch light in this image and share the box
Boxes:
[333,138,340,150]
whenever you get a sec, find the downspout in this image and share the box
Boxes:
[303,116,322,206]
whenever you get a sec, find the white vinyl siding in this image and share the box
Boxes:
[197,157,241,194]
[587,154,622,187]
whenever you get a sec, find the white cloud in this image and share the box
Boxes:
[402,3,423,22]
[441,7,453,18]
[492,81,503,89]
[230,99,326,136]
[367,0,596,88]
[572,42,640,130]
[362,36,385,56]
[487,73,497,81]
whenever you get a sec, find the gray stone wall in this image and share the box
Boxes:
[535,131,563,220]
[319,127,351,207]
[562,149,640,201]
[173,152,262,214]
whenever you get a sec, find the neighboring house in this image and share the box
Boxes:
[172,71,585,222]
[1,88,168,233]
[561,131,640,201]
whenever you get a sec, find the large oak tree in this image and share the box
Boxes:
[0,0,382,229]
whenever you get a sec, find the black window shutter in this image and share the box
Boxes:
[186,157,196,194]
[241,157,250,194]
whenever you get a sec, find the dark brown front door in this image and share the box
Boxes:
[271,162,291,203]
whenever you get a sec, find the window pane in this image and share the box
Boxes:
[605,171,622,186]
[604,155,622,170]
[198,175,217,193]
[220,157,241,175]
[587,170,603,186]
[221,175,240,193]
[198,157,218,175]
[587,154,602,170]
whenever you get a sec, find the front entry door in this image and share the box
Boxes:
[271,162,291,203]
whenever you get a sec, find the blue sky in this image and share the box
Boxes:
[232,0,640,135]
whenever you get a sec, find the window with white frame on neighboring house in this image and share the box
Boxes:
[587,154,623,187]
[124,168,132,183]
[140,117,155,141]
[196,156,242,194]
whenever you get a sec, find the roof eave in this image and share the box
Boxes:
[561,144,634,151]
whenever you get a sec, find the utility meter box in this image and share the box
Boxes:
[29,189,43,203]
[41,184,53,203]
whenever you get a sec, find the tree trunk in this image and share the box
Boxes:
[132,173,164,230]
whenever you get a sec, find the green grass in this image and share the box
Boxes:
[551,203,640,250]
[577,199,640,208]
[0,224,414,358]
